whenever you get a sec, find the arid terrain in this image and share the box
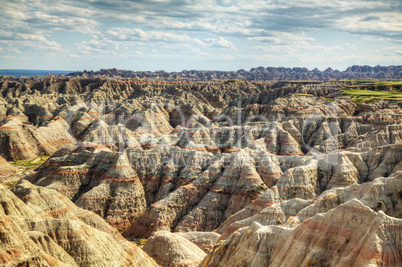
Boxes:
[67,65,402,81]
[0,73,401,266]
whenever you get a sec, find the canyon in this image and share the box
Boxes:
[0,74,401,266]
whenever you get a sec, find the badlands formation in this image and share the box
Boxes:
[0,75,401,266]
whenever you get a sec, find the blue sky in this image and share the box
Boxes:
[0,0,401,71]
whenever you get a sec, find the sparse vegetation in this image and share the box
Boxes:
[377,200,384,210]
[343,90,402,104]
[246,183,268,193]
[5,180,18,188]
[286,216,295,224]
[346,80,402,91]
[224,79,240,83]
[133,238,148,248]
[324,193,341,207]
[1,155,51,189]
[11,155,51,170]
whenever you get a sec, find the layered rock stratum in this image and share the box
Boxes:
[0,180,157,266]
[0,75,401,266]
[202,198,402,266]
[143,231,207,267]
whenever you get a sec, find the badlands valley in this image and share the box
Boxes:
[0,73,401,266]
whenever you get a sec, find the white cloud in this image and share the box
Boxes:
[0,32,62,55]
[206,37,235,48]
[78,27,236,57]
[105,28,205,46]
[2,0,401,39]
[337,12,402,37]
[0,0,401,69]
[16,33,60,48]
[249,37,281,43]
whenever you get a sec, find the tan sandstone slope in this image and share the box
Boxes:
[0,156,16,175]
[202,199,402,267]
[143,231,207,267]
[0,180,157,266]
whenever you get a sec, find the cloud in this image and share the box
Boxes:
[385,46,402,55]
[0,0,96,55]
[105,28,205,45]
[246,2,389,38]
[78,27,235,57]
[0,0,401,69]
[17,34,60,47]
[7,0,398,40]
[206,37,234,48]
[2,0,402,41]
[0,31,61,54]
[336,12,402,39]
[24,11,99,34]
[248,32,315,45]
[1,1,99,34]
[361,16,381,22]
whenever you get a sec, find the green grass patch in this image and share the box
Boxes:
[321,97,335,101]
[4,180,18,189]
[355,81,402,86]
[12,155,51,169]
[133,239,148,248]
[224,79,241,83]
[346,80,402,91]
[343,90,402,104]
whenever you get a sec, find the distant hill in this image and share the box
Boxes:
[66,65,402,81]
[0,69,73,77]
[1,65,402,80]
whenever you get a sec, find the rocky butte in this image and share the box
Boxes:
[0,71,401,266]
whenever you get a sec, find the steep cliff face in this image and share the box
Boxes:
[0,77,400,160]
[143,231,207,267]
[27,142,401,239]
[27,147,148,231]
[0,180,157,266]
[176,232,221,253]
[0,118,74,160]
[216,144,402,238]
[20,87,399,238]
[202,199,402,267]
[0,156,16,175]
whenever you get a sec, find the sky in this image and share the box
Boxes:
[0,0,401,72]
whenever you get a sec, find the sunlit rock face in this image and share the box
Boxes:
[143,231,207,267]
[0,180,157,266]
[202,199,402,267]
